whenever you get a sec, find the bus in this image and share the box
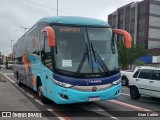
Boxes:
[13,16,132,104]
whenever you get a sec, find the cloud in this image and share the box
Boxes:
[0,0,141,55]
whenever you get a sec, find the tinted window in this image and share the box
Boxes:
[44,37,52,70]
[138,69,151,79]
[133,69,141,78]
[151,70,160,80]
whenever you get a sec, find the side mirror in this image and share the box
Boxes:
[113,29,132,48]
[41,26,56,47]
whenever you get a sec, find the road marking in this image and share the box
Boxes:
[108,100,151,111]
[77,103,118,119]
[121,93,130,96]
[52,108,71,120]
[26,93,34,98]
[34,99,44,106]
[47,109,65,120]
[4,73,14,76]
[3,73,14,76]
[15,84,20,88]
[0,72,16,83]
[19,88,26,92]
[110,116,119,120]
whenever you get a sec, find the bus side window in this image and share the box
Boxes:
[44,37,53,71]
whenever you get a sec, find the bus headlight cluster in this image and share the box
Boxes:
[49,76,73,88]
[112,79,121,85]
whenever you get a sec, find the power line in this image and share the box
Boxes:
[25,0,77,16]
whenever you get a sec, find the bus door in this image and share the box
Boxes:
[43,36,53,96]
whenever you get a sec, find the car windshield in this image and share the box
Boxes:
[53,26,119,74]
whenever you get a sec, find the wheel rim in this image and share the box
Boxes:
[131,89,136,98]
[38,86,42,97]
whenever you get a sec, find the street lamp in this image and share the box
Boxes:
[19,26,29,33]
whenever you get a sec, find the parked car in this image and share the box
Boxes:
[121,70,133,86]
[0,64,6,69]
[129,66,160,99]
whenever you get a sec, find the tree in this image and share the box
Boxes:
[117,42,149,70]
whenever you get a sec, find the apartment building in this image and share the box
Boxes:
[108,0,160,55]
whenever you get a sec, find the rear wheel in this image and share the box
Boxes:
[130,86,140,99]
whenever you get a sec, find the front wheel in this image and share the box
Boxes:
[130,86,140,99]
[37,85,47,103]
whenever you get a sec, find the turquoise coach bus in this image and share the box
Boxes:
[13,16,132,104]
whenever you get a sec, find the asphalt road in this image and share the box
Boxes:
[0,69,160,120]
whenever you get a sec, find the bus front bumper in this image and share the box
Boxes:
[48,83,121,104]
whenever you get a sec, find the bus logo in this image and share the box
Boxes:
[92,87,97,92]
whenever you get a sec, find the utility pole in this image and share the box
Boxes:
[57,0,58,16]
[8,39,15,60]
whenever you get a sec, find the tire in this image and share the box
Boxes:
[37,83,47,103]
[122,77,128,86]
[130,86,140,99]
[17,72,22,86]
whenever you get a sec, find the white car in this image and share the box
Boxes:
[129,66,160,99]
[0,64,6,69]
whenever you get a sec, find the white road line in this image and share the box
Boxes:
[34,99,44,106]
[77,103,118,119]
[19,88,26,93]
[15,84,20,88]
[26,93,34,98]
[121,93,130,96]
[108,100,151,112]
[3,73,13,75]
[47,109,65,120]
[0,72,16,83]
[110,116,119,120]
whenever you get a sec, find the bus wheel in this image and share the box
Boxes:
[37,82,47,103]
[17,72,22,86]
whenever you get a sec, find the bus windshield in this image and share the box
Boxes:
[53,26,118,75]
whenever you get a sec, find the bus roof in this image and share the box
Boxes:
[38,16,110,27]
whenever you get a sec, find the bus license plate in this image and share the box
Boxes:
[88,97,99,101]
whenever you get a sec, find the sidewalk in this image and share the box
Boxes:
[0,72,49,120]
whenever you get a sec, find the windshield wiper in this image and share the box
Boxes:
[91,43,109,72]
[76,44,90,73]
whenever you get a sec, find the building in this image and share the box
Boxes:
[108,0,160,55]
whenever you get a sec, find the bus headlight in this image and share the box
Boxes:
[112,79,121,85]
[49,76,73,88]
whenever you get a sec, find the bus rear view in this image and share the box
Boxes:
[13,16,132,104]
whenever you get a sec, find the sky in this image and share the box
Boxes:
[0,0,142,55]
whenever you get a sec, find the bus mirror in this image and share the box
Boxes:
[41,26,56,47]
[113,29,132,48]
